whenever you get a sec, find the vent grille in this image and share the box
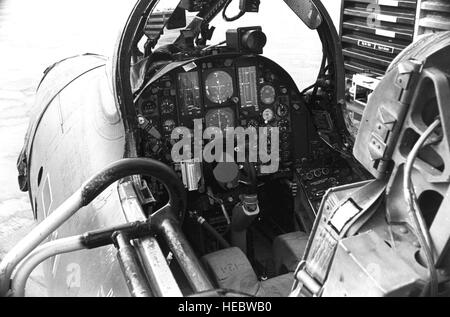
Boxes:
[340,0,418,77]
[416,0,450,35]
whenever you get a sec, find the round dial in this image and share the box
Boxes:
[278,119,290,132]
[262,108,274,123]
[277,104,289,117]
[206,108,235,132]
[161,99,175,114]
[260,85,276,105]
[142,101,157,115]
[205,71,234,104]
[162,119,176,134]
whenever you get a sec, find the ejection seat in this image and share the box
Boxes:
[273,231,310,274]
[202,247,294,297]
[201,232,310,297]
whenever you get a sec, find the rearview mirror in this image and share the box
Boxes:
[167,6,187,30]
[147,6,187,37]
[283,0,322,30]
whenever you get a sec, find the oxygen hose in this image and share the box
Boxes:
[230,161,259,254]
[403,118,441,297]
[189,212,230,249]
[242,161,258,194]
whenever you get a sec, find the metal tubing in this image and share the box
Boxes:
[115,232,153,297]
[135,238,183,297]
[0,190,83,296]
[403,119,441,297]
[11,236,85,297]
[157,218,213,293]
[1,158,186,296]
[118,181,183,297]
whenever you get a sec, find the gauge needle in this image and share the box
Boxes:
[218,110,222,129]
[217,80,222,103]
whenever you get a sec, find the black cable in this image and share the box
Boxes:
[201,218,231,249]
[300,83,317,95]
[222,0,245,22]
[243,161,257,194]
[403,118,441,297]
[190,213,231,249]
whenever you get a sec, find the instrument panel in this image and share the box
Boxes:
[238,66,259,110]
[178,72,202,117]
[205,107,235,132]
[137,55,301,168]
[204,70,235,105]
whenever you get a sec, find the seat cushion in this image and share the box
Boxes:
[202,247,296,297]
[273,231,309,274]
[257,273,295,297]
[202,247,260,296]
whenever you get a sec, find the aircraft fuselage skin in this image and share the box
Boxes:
[26,54,129,296]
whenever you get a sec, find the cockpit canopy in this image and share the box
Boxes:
[113,0,349,149]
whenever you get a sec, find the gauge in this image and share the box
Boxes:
[279,119,290,128]
[277,104,289,117]
[262,108,274,123]
[205,108,235,132]
[161,99,175,114]
[238,66,258,109]
[178,72,201,116]
[278,119,290,132]
[260,85,276,105]
[205,71,234,104]
[162,119,176,134]
[142,101,157,115]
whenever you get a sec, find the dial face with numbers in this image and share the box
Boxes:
[260,85,276,105]
[142,101,157,115]
[205,71,234,104]
[161,99,175,114]
[262,108,274,123]
[162,119,176,134]
[205,108,235,133]
[277,104,289,117]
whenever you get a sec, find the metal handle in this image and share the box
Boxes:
[0,158,186,296]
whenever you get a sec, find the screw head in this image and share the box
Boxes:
[438,269,449,277]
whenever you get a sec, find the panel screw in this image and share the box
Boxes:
[438,269,449,277]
